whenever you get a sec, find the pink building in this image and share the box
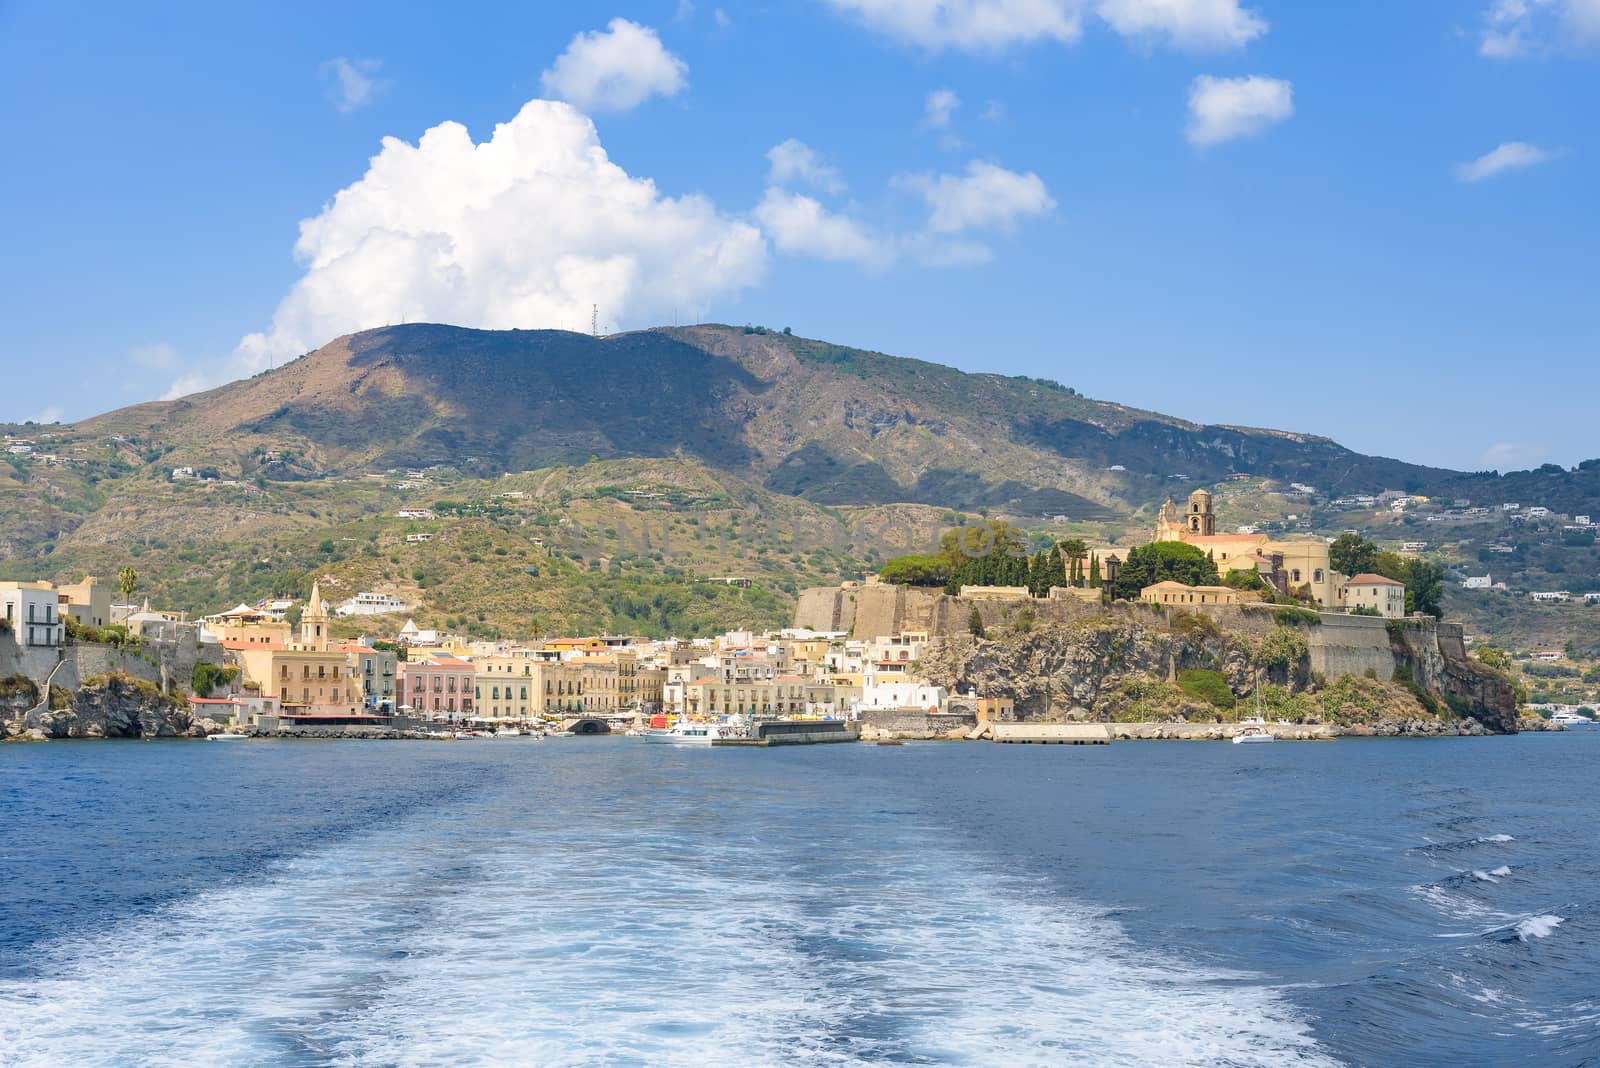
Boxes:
[398,656,476,717]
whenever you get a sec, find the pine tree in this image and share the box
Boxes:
[1088,552,1101,589]
[968,606,986,638]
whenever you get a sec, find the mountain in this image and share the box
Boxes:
[5,323,1598,644]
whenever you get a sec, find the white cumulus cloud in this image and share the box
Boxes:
[824,0,1085,51]
[540,19,687,112]
[1095,0,1266,50]
[1455,141,1556,182]
[1185,74,1293,146]
[896,160,1056,233]
[320,57,388,113]
[1479,0,1600,57]
[766,139,845,193]
[755,189,895,267]
[171,100,765,398]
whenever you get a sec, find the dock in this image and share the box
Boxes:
[969,723,1112,745]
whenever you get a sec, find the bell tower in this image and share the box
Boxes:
[300,581,330,650]
[1186,489,1215,537]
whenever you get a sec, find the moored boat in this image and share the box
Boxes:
[1232,717,1276,744]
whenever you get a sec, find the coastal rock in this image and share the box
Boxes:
[3,672,194,740]
[916,614,1522,735]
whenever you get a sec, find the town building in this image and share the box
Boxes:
[0,582,65,648]
[56,576,112,628]
[1140,581,1241,607]
[335,591,412,617]
[398,656,476,718]
[1342,574,1406,618]
[341,642,398,710]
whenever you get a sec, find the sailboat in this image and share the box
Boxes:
[1233,673,1277,744]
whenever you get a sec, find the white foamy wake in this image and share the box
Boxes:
[0,811,1339,1067]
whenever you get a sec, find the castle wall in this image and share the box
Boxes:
[1307,613,1396,681]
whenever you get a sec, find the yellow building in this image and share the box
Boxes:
[222,582,359,713]
[57,576,112,628]
[1155,489,1342,607]
[1140,581,1240,607]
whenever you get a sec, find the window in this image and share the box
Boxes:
[1313,569,1324,583]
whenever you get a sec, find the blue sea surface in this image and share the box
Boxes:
[1,734,1596,1066]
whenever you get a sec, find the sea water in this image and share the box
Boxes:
[1,734,1596,1066]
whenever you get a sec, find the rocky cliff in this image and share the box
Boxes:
[1,671,214,741]
[914,610,1520,734]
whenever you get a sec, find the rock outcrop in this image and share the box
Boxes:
[1,671,198,740]
[915,611,1523,734]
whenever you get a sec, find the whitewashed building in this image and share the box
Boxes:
[0,582,65,648]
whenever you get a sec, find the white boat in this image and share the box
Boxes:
[1551,710,1598,727]
[206,732,249,741]
[1232,714,1276,744]
[494,727,522,737]
[1234,675,1277,744]
[643,720,732,745]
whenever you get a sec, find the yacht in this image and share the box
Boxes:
[206,732,249,741]
[1550,710,1597,727]
[644,719,732,745]
[493,727,523,737]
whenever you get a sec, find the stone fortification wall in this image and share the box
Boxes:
[1306,614,1396,681]
[0,628,224,696]
[793,586,858,633]
[857,708,976,739]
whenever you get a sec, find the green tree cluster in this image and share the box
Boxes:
[1111,542,1221,601]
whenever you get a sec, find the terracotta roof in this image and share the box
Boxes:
[1346,573,1404,587]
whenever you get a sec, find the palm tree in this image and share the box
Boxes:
[117,566,139,602]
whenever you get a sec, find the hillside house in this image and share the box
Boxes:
[1342,574,1406,618]
[0,582,65,648]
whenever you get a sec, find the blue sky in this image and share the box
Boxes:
[0,0,1594,471]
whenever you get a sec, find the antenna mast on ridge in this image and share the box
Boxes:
[591,304,599,338]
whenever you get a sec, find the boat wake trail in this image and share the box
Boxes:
[0,795,1336,1067]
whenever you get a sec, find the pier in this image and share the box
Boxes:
[713,720,860,747]
[969,723,1113,745]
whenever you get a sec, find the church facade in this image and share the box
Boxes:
[1155,489,1344,608]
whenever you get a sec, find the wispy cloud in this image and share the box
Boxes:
[1482,441,1547,470]
[823,0,1084,51]
[766,139,845,194]
[825,0,1267,52]
[128,341,179,371]
[1478,0,1600,58]
[320,57,388,113]
[1455,141,1556,182]
[31,406,63,424]
[923,88,961,128]
[1185,74,1293,146]
[1095,0,1266,51]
